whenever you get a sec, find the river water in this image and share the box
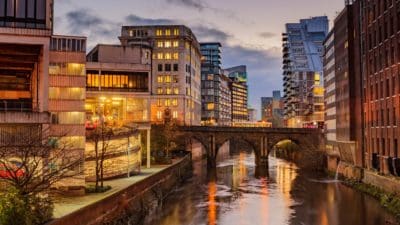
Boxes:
[145,152,398,225]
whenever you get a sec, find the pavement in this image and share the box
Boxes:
[52,165,168,218]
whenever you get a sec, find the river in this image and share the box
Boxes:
[144,152,398,225]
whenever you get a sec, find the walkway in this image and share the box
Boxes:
[53,166,168,218]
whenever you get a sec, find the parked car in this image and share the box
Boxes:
[0,161,25,178]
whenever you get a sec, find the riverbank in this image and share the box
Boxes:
[49,155,192,225]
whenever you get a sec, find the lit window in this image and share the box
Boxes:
[157,41,163,48]
[157,88,163,94]
[157,53,164,59]
[157,99,162,106]
[173,111,178,118]
[165,75,172,83]
[166,88,172,94]
[173,88,179,94]
[165,29,171,36]
[173,53,179,60]
[157,111,163,120]
[172,99,178,106]
[129,30,133,36]
[165,99,171,106]
[49,87,85,100]
[173,41,179,47]
[156,29,163,36]
[165,53,172,59]
[165,41,171,48]
[173,29,179,36]
[157,76,164,83]
[207,103,215,110]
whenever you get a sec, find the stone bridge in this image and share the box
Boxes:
[176,126,325,167]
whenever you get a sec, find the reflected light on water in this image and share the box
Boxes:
[208,181,217,225]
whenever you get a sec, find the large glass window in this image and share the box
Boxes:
[49,63,85,76]
[53,112,85,124]
[49,87,85,100]
[0,0,47,28]
[87,71,149,92]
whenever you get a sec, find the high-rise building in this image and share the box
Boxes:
[200,42,232,126]
[362,0,400,175]
[323,31,337,156]
[225,66,249,123]
[282,16,328,128]
[261,97,273,122]
[119,25,202,125]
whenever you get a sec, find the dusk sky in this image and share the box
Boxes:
[54,0,344,116]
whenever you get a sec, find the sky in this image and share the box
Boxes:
[54,0,344,117]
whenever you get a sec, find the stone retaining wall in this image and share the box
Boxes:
[48,155,192,225]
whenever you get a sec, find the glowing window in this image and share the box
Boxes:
[165,29,171,36]
[166,88,172,94]
[157,111,163,120]
[157,41,163,48]
[157,53,164,59]
[156,29,163,36]
[165,53,172,59]
[173,88,179,94]
[165,75,172,83]
[173,111,178,118]
[172,99,178,106]
[173,29,180,36]
[173,53,179,60]
[173,41,179,47]
[157,76,164,83]
[165,99,171,106]
[157,88,163,94]
[164,41,171,48]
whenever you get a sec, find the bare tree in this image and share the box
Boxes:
[0,127,83,196]
[86,124,113,191]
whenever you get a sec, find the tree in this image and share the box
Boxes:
[0,127,83,196]
[86,124,113,191]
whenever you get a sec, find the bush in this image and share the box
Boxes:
[0,188,53,225]
[85,185,112,193]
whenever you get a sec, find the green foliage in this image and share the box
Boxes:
[85,185,112,193]
[344,179,400,220]
[0,188,53,225]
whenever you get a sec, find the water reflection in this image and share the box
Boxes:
[145,152,397,225]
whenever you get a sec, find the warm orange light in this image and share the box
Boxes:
[208,181,217,225]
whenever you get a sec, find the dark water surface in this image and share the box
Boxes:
[145,153,398,225]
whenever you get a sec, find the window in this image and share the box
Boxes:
[173,87,179,94]
[156,29,163,36]
[173,41,179,47]
[165,99,171,106]
[0,0,47,28]
[173,53,179,60]
[165,53,172,60]
[158,64,163,71]
[157,53,164,59]
[86,71,148,92]
[55,112,85,125]
[49,88,85,100]
[157,41,163,48]
[165,29,171,36]
[164,41,171,48]
[157,88,163,94]
[173,28,179,36]
[165,75,172,83]
[166,88,172,95]
[157,111,163,120]
[165,64,172,71]
[173,111,178,119]
[172,99,178,106]
[157,99,162,107]
[157,75,163,83]
[173,64,179,71]
[207,103,215,110]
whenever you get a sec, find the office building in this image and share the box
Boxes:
[225,66,249,123]
[200,42,232,126]
[282,16,328,128]
[261,90,284,127]
[119,25,202,125]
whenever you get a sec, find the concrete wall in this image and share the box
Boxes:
[48,155,192,225]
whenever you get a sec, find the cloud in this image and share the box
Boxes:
[64,9,120,49]
[191,25,231,42]
[259,32,277,39]
[125,14,179,26]
[166,0,206,11]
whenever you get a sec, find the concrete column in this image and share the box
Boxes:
[208,135,217,168]
[382,156,390,175]
[146,129,151,169]
[257,136,268,167]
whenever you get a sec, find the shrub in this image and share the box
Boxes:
[85,185,112,193]
[0,188,53,225]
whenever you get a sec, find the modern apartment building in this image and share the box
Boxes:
[282,16,329,128]
[225,66,249,123]
[200,42,231,126]
[86,44,152,170]
[119,25,202,125]
[362,0,400,175]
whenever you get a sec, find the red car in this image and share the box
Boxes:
[0,161,25,178]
